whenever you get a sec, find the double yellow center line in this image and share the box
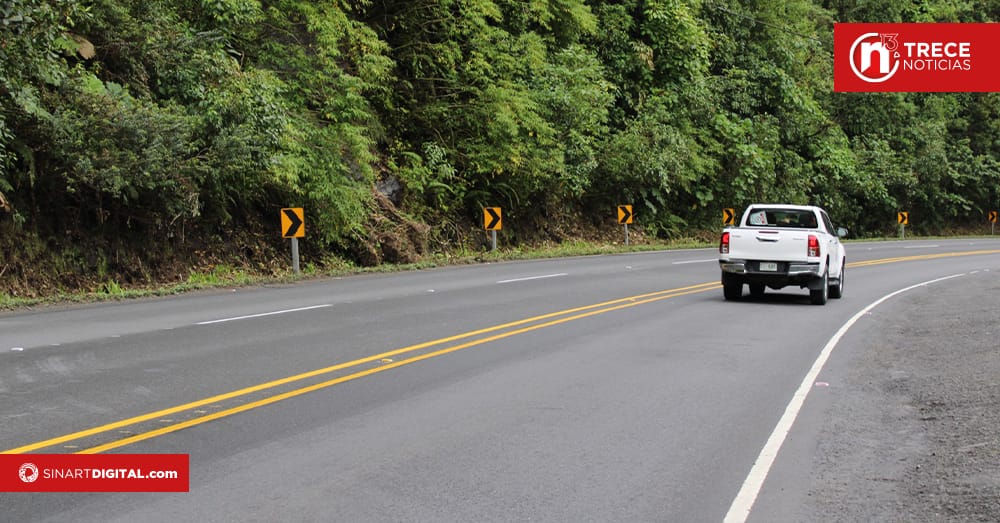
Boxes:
[847,249,1000,267]
[7,248,999,455]
[4,281,720,455]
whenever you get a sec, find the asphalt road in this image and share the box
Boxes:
[2,239,999,522]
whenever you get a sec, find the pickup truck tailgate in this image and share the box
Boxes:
[726,228,808,261]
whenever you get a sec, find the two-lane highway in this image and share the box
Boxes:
[3,239,999,521]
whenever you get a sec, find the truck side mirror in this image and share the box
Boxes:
[837,227,848,238]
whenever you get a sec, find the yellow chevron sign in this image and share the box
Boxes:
[483,207,502,231]
[281,208,305,238]
[617,205,633,225]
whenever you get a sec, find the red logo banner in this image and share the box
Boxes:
[834,23,1000,92]
[0,454,189,492]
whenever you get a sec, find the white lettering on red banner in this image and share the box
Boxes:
[0,454,189,492]
[835,23,1000,92]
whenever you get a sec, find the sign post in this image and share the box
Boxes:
[897,211,909,239]
[281,207,305,274]
[989,210,998,235]
[617,205,633,246]
[484,207,502,252]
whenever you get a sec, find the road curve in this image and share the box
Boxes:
[2,239,999,521]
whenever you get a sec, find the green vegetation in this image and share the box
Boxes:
[2,0,998,299]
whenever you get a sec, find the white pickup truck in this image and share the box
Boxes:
[719,204,847,305]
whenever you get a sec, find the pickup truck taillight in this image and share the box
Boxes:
[807,235,820,257]
[720,231,730,254]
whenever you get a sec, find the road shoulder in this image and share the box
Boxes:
[806,271,1000,521]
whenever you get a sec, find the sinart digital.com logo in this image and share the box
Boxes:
[850,32,901,83]
[19,462,39,483]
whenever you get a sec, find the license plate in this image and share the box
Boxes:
[759,262,778,272]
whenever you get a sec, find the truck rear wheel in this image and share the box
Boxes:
[829,261,845,299]
[722,273,742,301]
[810,269,829,305]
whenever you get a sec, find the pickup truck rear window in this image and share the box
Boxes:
[746,208,819,229]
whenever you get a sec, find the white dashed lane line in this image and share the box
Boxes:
[195,304,333,325]
[496,273,568,284]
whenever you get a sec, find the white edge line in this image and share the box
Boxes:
[196,304,332,325]
[723,271,968,523]
[672,259,718,265]
[903,244,940,249]
[496,273,569,284]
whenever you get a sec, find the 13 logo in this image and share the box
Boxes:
[850,32,901,83]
